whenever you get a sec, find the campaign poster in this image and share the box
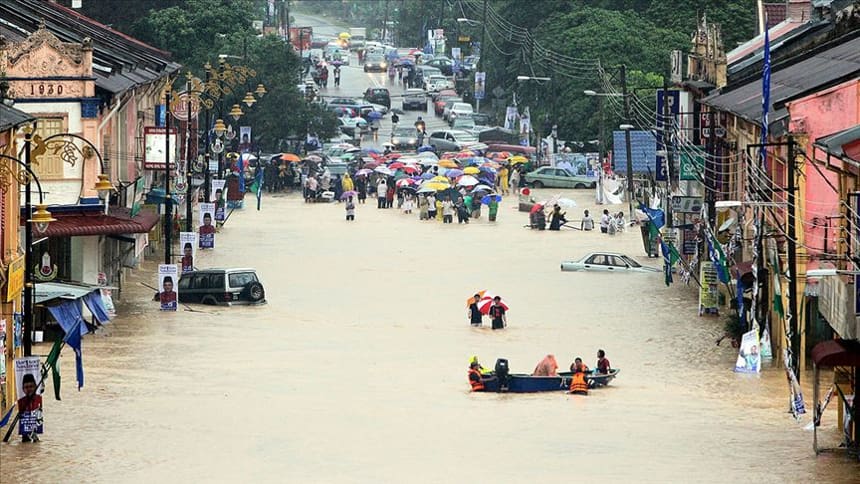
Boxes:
[198,203,216,249]
[474,71,486,100]
[158,264,179,311]
[14,356,43,436]
[734,329,761,373]
[760,326,773,359]
[210,179,226,203]
[504,106,518,130]
[179,232,198,273]
[698,261,719,315]
[239,126,252,151]
[211,179,227,221]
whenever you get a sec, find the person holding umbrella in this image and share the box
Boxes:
[368,111,382,141]
[333,64,341,87]
[488,296,507,330]
[468,293,483,327]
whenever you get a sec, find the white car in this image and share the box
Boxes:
[560,252,660,273]
[448,102,474,121]
[425,75,454,92]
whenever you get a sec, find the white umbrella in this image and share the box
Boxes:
[416,151,439,160]
[418,158,439,166]
[457,175,480,187]
[472,184,493,192]
[374,166,393,176]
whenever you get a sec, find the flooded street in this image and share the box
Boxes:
[2,189,858,483]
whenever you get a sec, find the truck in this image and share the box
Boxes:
[349,28,366,50]
[289,27,313,53]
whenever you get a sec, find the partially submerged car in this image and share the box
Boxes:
[177,268,266,305]
[560,253,659,273]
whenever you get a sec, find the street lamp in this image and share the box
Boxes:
[229,103,244,121]
[456,18,481,26]
[517,75,551,82]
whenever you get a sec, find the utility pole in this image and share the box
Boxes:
[662,76,673,226]
[382,0,390,44]
[185,77,194,232]
[285,0,291,45]
[23,129,33,357]
[786,136,800,380]
[476,0,487,114]
[597,97,605,205]
[203,68,212,202]
[164,89,173,265]
[621,64,634,221]
[706,110,716,229]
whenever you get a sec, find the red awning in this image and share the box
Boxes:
[811,339,860,367]
[28,208,160,238]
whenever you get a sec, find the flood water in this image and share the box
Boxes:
[2,189,858,483]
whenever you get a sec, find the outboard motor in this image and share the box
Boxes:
[495,358,510,391]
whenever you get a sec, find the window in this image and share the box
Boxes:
[431,132,444,139]
[229,272,257,288]
[586,254,608,265]
[178,276,192,290]
[32,118,65,179]
[608,256,627,267]
[209,273,225,289]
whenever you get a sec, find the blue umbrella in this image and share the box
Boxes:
[481,194,502,205]
[367,110,383,121]
[421,172,435,180]
[418,145,436,153]
[364,147,381,154]
[445,168,464,178]
[478,176,495,186]
[479,165,497,174]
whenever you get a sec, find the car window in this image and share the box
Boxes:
[586,254,608,265]
[609,256,627,267]
[431,132,444,139]
[229,272,257,288]
[209,273,225,289]
[623,256,641,268]
[446,134,455,141]
[556,169,570,177]
[178,275,192,290]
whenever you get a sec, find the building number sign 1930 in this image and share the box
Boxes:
[30,82,65,96]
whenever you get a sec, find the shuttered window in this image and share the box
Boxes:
[32,118,65,179]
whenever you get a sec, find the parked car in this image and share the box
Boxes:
[442,98,464,121]
[471,113,492,129]
[338,116,368,137]
[560,253,659,273]
[177,268,266,305]
[448,102,474,121]
[363,87,391,108]
[524,166,596,189]
[424,57,453,75]
[390,126,419,151]
[364,53,388,72]
[425,75,453,92]
[402,88,427,110]
[449,116,475,131]
[428,130,479,152]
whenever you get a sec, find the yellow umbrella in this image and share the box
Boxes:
[425,181,449,191]
[430,175,450,184]
[339,32,351,39]
[438,159,459,168]
[509,156,528,164]
[463,166,480,175]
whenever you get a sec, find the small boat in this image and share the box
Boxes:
[477,369,620,393]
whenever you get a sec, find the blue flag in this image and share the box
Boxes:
[707,233,730,284]
[761,20,771,168]
[736,270,746,327]
[0,405,14,427]
[640,204,665,229]
[255,166,264,211]
[63,319,84,391]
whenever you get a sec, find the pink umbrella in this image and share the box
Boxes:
[477,295,509,315]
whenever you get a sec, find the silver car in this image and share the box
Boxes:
[428,130,479,152]
[560,253,660,273]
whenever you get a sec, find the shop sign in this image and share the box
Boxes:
[671,196,703,214]
[5,256,24,303]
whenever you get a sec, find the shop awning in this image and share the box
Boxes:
[811,339,860,367]
[31,207,159,238]
[35,281,111,324]
[814,125,860,163]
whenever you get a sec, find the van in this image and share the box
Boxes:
[177,268,266,305]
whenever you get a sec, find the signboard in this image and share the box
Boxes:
[699,261,720,315]
[734,329,761,373]
[670,50,683,84]
[179,232,198,273]
[198,203,216,249]
[5,255,24,302]
[474,71,486,100]
[683,227,698,255]
[143,127,178,170]
[655,90,680,182]
[157,264,179,311]
[170,92,201,121]
[130,176,146,217]
[612,130,657,174]
[679,150,705,181]
[14,356,44,436]
[671,196,704,214]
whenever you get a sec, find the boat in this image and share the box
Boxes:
[477,369,620,393]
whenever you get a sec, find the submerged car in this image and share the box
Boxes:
[560,253,659,273]
[177,268,266,305]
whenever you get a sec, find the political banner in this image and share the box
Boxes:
[699,261,719,315]
[760,327,773,359]
[157,264,179,311]
[504,106,518,130]
[179,232,198,273]
[210,179,226,203]
[474,72,486,100]
[14,356,43,436]
[199,203,216,249]
[734,329,761,373]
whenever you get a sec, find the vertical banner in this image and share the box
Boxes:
[210,179,226,203]
[0,319,6,387]
[199,203,216,249]
[474,72,486,100]
[158,264,179,311]
[504,106,518,130]
[240,126,252,152]
[655,90,680,182]
[734,329,761,373]
[519,107,531,146]
[14,356,43,437]
[698,261,719,315]
[179,232,198,273]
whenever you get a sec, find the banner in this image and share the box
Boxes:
[199,203,216,249]
[655,90,680,182]
[504,106,518,130]
[157,264,179,311]
[211,179,227,221]
[143,127,178,170]
[679,150,705,181]
[179,232,198,273]
[734,329,761,373]
[474,72,486,100]
[699,261,719,315]
[14,356,43,436]
[240,126,252,152]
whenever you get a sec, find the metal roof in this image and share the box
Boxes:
[0,104,34,131]
[0,0,180,95]
[702,37,860,126]
[814,124,860,160]
[22,207,159,238]
[35,281,101,305]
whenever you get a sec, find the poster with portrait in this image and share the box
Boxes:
[734,329,761,373]
[14,356,43,436]
[211,179,227,221]
[158,264,179,311]
[474,71,486,100]
[239,126,252,152]
[504,106,518,130]
[698,261,719,315]
[198,203,216,249]
[179,232,198,273]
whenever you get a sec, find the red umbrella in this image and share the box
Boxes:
[402,165,420,174]
[363,161,380,169]
[477,296,509,315]
[386,153,403,160]
[389,162,406,170]
[529,203,545,215]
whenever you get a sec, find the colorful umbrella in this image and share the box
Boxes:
[430,175,450,184]
[417,145,436,153]
[481,194,502,205]
[356,168,373,176]
[402,166,420,175]
[420,172,435,180]
[479,165,497,174]
[396,178,417,188]
[445,169,464,178]
[340,190,358,200]
[463,166,480,175]
[453,151,474,159]
[509,156,529,164]
[472,184,493,193]
[477,296,509,315]
[304,155,323,163]
[375,166,394,176]
[466,290,487,307]
[367,110,383,121]
[362,162,380,169]
[457,175,479,187]
[529,203,545,215]
[423,181,449,191]
[438,159,458,168]
[389,162,406,170]
[280,153,301,162]
[386,153,403,160]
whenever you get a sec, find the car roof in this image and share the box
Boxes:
[452,102,472,108]
[449,130,473,136]
[406,88,425,93]
[182,268,258,274]
[583,252,628,258]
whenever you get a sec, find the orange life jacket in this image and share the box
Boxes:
[569,366,589,394]
[468,368,484,391]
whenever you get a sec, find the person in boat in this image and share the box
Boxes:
[569,357,589,395]
[468,361,486,391]
[532,354,559,376]
[596,349,611,374]
[468,294,483,327]
[469,355,492,375]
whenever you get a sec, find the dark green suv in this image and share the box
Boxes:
[363,87,391,108]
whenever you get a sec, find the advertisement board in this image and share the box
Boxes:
[143,127,178,170]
